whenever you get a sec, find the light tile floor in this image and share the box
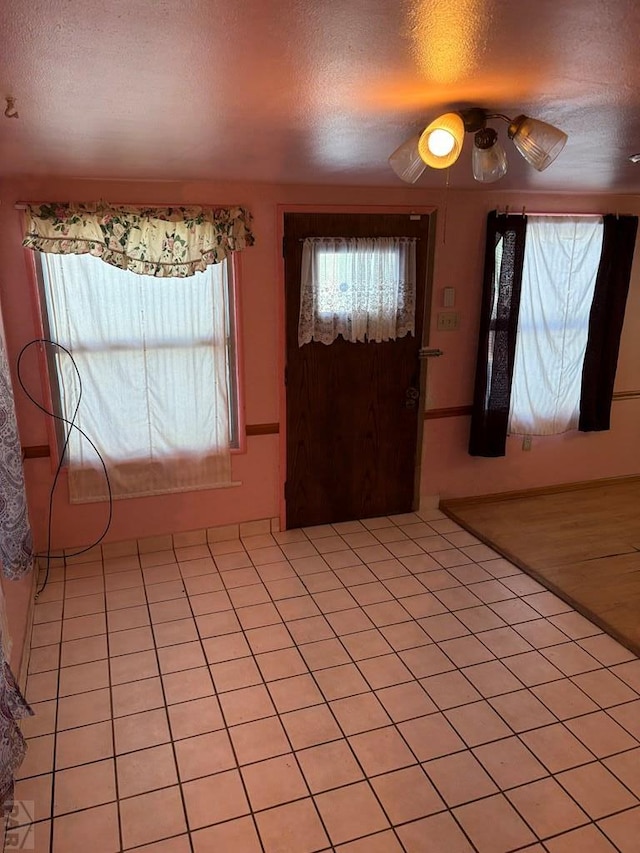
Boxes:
[6,509,640,852]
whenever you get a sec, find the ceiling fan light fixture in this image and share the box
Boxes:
[508,114,568,171]
[472,128,508,183]
[388,134,427,183]
[388,107,567,183]
[418,112,465,169]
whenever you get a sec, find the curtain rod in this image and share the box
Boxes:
[13,202,190,209]
[496,206,611,218]
[15,203,619,219]
[15,202,616,217]
[522,212,606,217]
[298,236,421,241]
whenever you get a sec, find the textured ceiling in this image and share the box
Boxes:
[1,0,640,191]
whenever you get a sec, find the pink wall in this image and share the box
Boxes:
[1,178,639,553]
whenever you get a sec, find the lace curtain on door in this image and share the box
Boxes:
[298,237,417,346]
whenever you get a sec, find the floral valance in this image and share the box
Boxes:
[22,202,255,278]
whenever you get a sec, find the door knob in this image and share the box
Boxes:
[405,387,419,409]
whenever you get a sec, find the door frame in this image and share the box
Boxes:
[276,204,438,530]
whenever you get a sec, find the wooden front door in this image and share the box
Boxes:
[284,212,432,529]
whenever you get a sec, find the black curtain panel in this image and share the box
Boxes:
[579,214,638,431]
[469,212,527,457]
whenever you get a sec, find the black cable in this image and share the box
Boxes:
[16,339,113,598]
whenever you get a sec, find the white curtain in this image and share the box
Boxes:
[41,252,233,501]
[298,237,416,346]
[509,216,604,435]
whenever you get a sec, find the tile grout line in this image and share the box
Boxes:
[23,572,640,804]
[29,572,640,738]
[18,514,640,853]
[282,521,640,848]
[243,525,472,852]
[201,539,338,851]
[307,517,499,852]
[168,542,268,853]
[101,553,125,853]
[292,525,506,852]
[407,530,640,849]
[137,544,197,853]
[242,536,412,852]
[44,558,64,853]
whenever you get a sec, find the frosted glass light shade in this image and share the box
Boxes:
[508,115,568,171]
[388,135,427,183]
[418,112,465,169]
[472,130,508,183]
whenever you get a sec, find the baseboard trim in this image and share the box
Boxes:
[245,423,279,436]
[613,389,640,401]
[424,406,473,420]
[440,473,640,510]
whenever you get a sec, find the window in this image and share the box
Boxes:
[298,237,416,345]
[469,211,638,457]
[37,251,239,501]
[509,216,604,435]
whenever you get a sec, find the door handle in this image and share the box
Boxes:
[405,387,420,409]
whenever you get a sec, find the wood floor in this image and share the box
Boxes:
[441,477,640,656]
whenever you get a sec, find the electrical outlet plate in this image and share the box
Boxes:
[522,435,532,451]
[437,311,460,331]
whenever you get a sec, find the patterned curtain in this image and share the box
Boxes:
[0,331,34,814]
[0,335,33,579]
[23,202,255,278]
[0,659,32,815]
[469,212,528,457]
